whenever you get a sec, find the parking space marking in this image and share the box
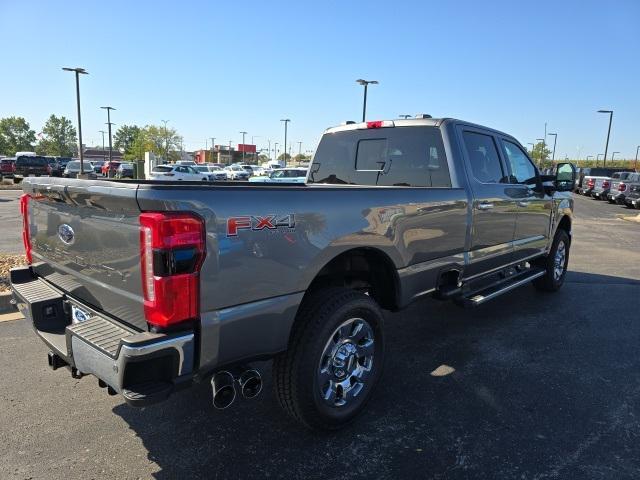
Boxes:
[0,311,23,323]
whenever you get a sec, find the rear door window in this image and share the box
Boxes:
[309,126,450,187]
[461,131,505,184]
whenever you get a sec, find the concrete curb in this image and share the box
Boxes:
[0,291,16,313]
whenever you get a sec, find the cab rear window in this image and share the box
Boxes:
[308,126,451,187]
[16,156,47,166]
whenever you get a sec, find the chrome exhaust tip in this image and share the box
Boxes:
[211,371,236,409]
[238,369,262,399]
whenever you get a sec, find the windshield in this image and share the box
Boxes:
[153,166,173,172]
[195,166,208,172]
[66,161,92,169]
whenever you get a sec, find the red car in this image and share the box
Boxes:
[101,161,121,176]
[0,158,16,178]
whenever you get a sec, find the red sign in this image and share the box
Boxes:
[237,144,256,153]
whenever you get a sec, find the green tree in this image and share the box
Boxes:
[36,115,77,157]
[277,153,292,162]
[123,124,182,162]
[0,116,36,155]
[530,142,551,164]
[114,125,140,154]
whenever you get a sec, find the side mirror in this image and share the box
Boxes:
[555,162,576,192]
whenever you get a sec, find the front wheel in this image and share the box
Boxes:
[273,287,385,430]
[533,229,570,292]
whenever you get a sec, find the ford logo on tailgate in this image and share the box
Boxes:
[57,224,75,245]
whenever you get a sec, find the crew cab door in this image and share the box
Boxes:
[497,137,551,261]
[458,127,517,277]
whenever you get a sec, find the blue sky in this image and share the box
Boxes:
[1,0,638,159]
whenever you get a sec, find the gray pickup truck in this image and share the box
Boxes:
[11,117,576,430]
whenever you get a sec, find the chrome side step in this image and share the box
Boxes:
[462,269,545,307]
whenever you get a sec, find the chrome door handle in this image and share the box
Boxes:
[517,201,530,207]
[477,202,494,210]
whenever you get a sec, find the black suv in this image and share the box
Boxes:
[14,155,51,182]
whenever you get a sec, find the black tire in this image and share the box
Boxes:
[273,287,385,431]
[533,229,570,292]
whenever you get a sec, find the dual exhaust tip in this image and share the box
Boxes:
[211,369,262,409]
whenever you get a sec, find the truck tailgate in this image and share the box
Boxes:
[23,178,146,330]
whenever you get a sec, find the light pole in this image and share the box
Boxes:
[161,119,170,162]
[611,151,620,162]
[527,142,535,155]
[251,135,260,163]
[210,137,215,164]
[586,155,594,162]
[597,110,613,166]
[274,142,279,163]
[100,106,116,167]
[635,146,639,171]
[536,138,545,166]
[280,119,290,167]
[547,133,557,162]
[398,114,411,119]
[356,79,378,122]
[62,67,88,174]
[267,139,271,161]
[596,153,604,166]
[239,131,247,164]
[228,140,233,164]
[99,130,106,162]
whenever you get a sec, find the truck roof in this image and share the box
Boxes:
[324,117,517,141]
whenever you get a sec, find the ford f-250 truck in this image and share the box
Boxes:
[11,117,576,430]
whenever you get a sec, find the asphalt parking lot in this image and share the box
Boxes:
[0,193,639,479]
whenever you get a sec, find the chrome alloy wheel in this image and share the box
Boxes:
[554,240,567,281]
[317,317,375,407]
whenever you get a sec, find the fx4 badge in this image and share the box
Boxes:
[227,214,295,236]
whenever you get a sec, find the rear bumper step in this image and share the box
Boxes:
[461,268,545,307]
[10,265,195,407]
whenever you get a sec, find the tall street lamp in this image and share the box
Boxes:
[280,119,290,167]
[635,146,640,171]
[596,153,604,166]
[251,135,260,163]
[356,79,378,122]
[274,142,279,162]
[597,110,613,166]
[536,138,545,166]
[239,131,247,164]
[100,106,116,167]
[161,119,170,162]
[611,151,620,161]
[62,67,88,174]
[210,137,215,164]
[586,155,594,161]
[527,142,535,155]
[547,133,557,162]
[99,130,106,162]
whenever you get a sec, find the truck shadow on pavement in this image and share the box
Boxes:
[113,271,640,480]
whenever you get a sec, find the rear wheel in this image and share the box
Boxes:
[273,287,385,430]
[533,229,570,292]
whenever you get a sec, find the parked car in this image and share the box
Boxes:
[624,182,640,209]
[13,117,576,431]
[45,157,64,177]
[0,157,16,179]
[205,165,228,181]
[63,161,95,178]
[580,168,632,197]
[247,165,266,176]
[607,172,640,204]
[101,161,121,177]
[248,167,308,183]
[592,171,634,200]
[224,164,250,180]
[116,162,134,179]
[149,164,209,181]
[14,155,51,181]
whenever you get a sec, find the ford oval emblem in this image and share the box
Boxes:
[58,224,75,245]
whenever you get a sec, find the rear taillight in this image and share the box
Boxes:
[139,212,206,329]
[46,165,52,175]
[587,179,595,187]
[20,194,32,263]
[619,183,627,191]
[602,180,610,188]
[11,163,16,172]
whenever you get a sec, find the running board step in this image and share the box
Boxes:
[461,269,545,307]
